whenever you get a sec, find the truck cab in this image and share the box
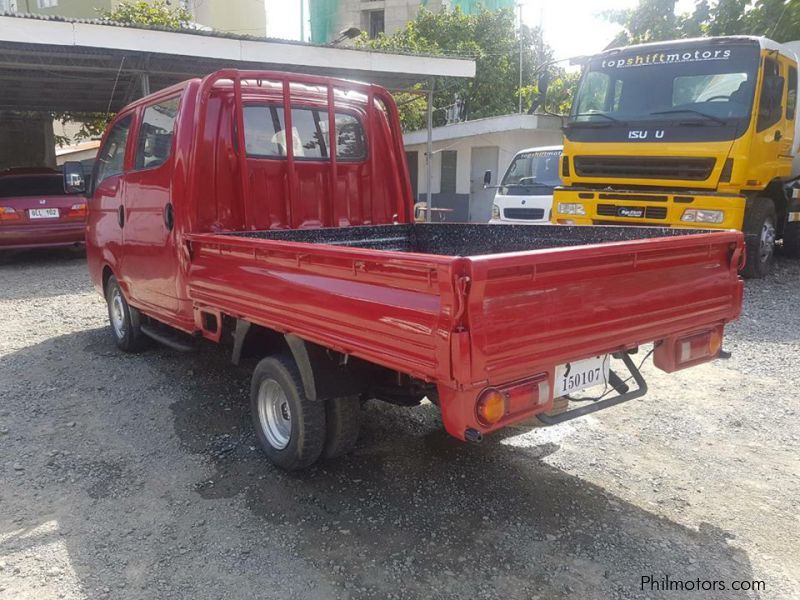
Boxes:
[553,36,800,277]
[490,145,561,224]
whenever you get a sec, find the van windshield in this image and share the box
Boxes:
[569,43,760,125]
[501,150,561,193]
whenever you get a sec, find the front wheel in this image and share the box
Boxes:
[250,354,326,471]
[741,199,776,279]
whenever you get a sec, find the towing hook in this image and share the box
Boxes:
[464,428,483,443]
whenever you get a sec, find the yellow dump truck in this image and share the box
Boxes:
[554,36,800,277]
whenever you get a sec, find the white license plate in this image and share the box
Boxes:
[555,355,610,396]
[29,208,59,219]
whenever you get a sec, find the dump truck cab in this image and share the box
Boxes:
[554,36,800,277]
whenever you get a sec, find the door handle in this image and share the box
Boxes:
[164,202,174,231]
[117,205,125,228]
[774,130,783,141]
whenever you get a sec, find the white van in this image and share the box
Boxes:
[490,145,562,224]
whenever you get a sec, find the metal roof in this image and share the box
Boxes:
[0,13,475,113]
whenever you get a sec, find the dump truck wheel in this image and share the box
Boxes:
[783,221,800,259]
[105,275,147,352]
[323,396,361,459]
[250,354,325,471]
[741,199,776,279]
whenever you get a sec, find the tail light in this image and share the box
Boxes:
[0,207,20,222]
[654,327,722,373]
[476,375,550,427]
[66,202,87,218]
[476,389,505,426]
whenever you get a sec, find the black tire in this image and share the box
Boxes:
[250,354,326,471]
[783,221,800,259]
[105,275,148,352]
[323,396,361,459]
[741,199,776,279]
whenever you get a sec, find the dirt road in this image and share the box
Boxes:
[1,249,797,599]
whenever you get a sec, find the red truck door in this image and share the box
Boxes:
[90,114,133,288]
[120,95,182,316]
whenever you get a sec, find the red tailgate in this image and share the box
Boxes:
[461,231,744,387]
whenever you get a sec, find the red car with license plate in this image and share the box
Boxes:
[0,168,87,250]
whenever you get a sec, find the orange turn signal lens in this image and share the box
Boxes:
[708,329,722,356]
[476,388,506,426]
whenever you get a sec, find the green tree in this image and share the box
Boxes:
[357,7,569,130]
[604,0,799,45]
[98,0,192,29]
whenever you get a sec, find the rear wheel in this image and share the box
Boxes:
[741,199,776,279]
[250,354,326,471]
[105,276,147,352]
[323,396,361,459]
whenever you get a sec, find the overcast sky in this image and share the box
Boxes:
[266,0,697,60]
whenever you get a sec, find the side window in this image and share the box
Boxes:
[95,115,132,186]
[787,65,797,121]
[243,104,366,161]
[134,96,180,170]
[757,57,784,131]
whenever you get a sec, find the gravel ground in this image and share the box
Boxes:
[0,248,797,600]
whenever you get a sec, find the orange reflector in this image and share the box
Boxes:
[709,329,722,356]
[476,389,506,426]
[0,207,20,221]
[67,203,87,218]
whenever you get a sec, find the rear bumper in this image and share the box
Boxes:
[552,188,746,230]
[439,324,737,441]
[0,222,85,249]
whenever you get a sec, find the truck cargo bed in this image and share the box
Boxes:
[187,222,743,439]
[227,223,717,256]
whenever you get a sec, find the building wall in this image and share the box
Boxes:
[188,0,266,36]
[406,128,563,197]
[312,0,446,43]
[15,0,266,36]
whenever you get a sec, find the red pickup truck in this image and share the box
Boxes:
[62,70,744,470]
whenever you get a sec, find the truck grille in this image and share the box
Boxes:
[597,204,667,219]
[574,156,715,181]
[503,208,545,220]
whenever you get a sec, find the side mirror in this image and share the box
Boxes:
[483,170,492,186]
[63,161,86,194]
[537,72,550,98]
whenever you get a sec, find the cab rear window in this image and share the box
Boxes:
[243,104,366,161]
[0,175,65,198]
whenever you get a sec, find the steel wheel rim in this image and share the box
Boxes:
[760,218,776,263]
[110,289,126,339]
[257,379,291,450]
